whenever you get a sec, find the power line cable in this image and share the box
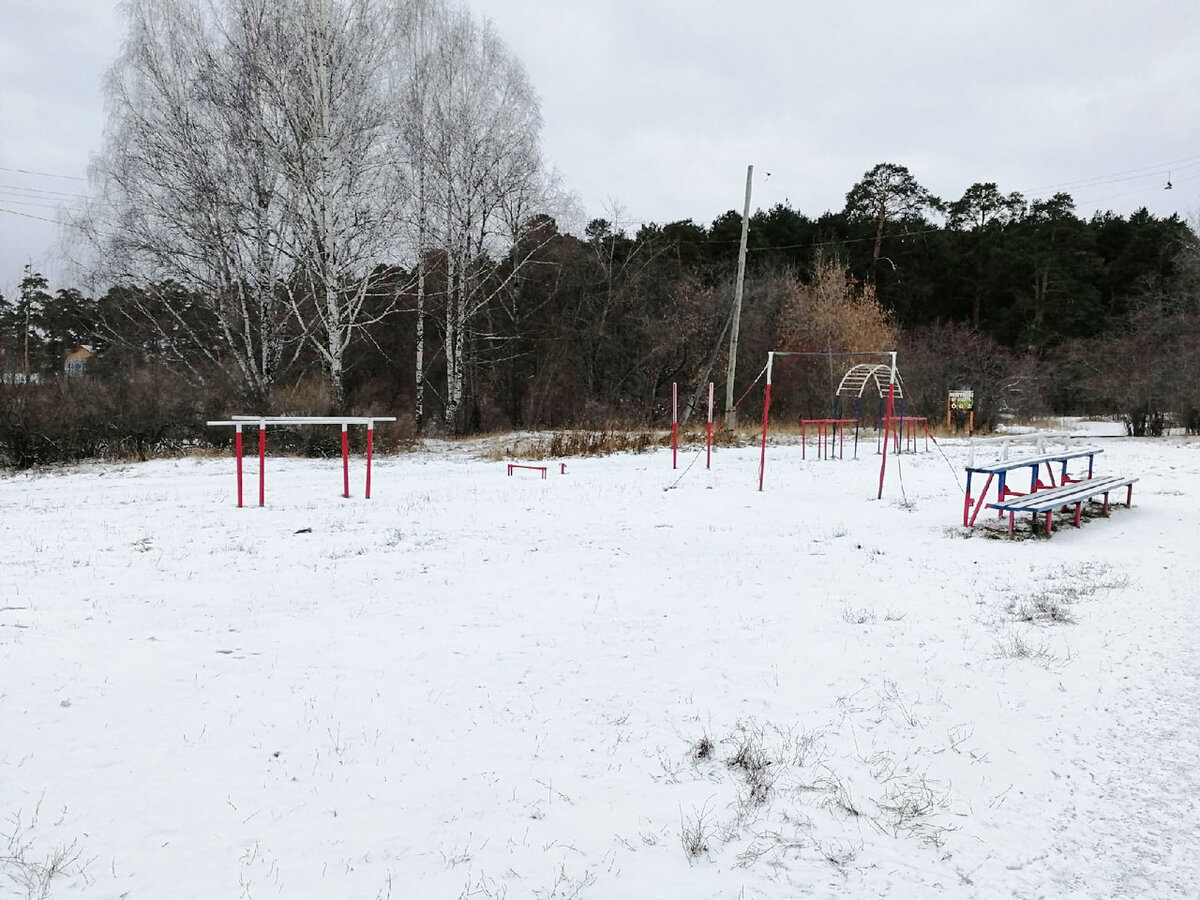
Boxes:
[0,165,86,181]
[1018,155,1200,195]
[0,183,90,200]
[0,207,62,224]
[0,197,74,213]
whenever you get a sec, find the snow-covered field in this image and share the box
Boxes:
[2,428,1198,899]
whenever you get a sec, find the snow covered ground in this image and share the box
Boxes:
[2,427,1198,899]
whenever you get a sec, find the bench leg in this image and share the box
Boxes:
[1008,511,1015,534]
[967,473,994,527]
[1045,510,1053,536]
[1126,484,1133,507]
[1074,502,1082,527]
[1103,492,1110,516]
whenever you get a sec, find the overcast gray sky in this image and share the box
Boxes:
[2,0,1198,295]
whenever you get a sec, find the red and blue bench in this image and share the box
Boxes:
[962,435,1137,535]
[963,444,1104,527]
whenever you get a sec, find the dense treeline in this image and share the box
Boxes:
[2,161,1197,468]
[0,0,1196,466]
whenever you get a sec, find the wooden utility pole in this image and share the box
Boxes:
[724,164,753,430]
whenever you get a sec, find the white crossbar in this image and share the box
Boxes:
[967,432,1078,465]
[967,446,1102,475]
[208,416,397,427]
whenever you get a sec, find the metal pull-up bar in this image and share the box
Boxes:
[756,350,899,495]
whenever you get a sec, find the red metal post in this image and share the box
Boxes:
[706,382,713,470]
[365,425,374,499]
[341,424,350,498]
[671,382,678,470]
[968,473,995,527]
[258,425,266,507]
[878,382,895,500]
[758,383,772,491]
[235,425,244,508]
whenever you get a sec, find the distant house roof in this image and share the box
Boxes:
[64,345,95,375]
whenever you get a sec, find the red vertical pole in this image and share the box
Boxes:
[671,383,678,469]
[365,425,374,499]
[341,424,350,498]
[878,382,896,500]
[258,425,266,507]
[235,425,244,508]
[758,383,772,491]
[706,382,713,469]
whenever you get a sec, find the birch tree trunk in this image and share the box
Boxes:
[84,0,299,406]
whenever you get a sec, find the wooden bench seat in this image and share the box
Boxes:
[986,474,1138,536]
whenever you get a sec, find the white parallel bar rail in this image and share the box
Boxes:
[206,415,398,507]
[967,431,1075,466]
[210,416,397,426]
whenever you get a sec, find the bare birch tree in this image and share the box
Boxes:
[85,0,297,404]
[85,0,559,422]
[392,0,448,431]
[259,0,412,410]
[409,8,558,431]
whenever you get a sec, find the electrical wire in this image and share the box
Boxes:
[0,206,62,224]
[1018,155,1200,195]
[0,165,86,181]
[0,197,74,212]
[645,154,1199,253]
[0,183,90,200]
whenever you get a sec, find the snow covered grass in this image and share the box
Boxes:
[2,431,1198,898]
